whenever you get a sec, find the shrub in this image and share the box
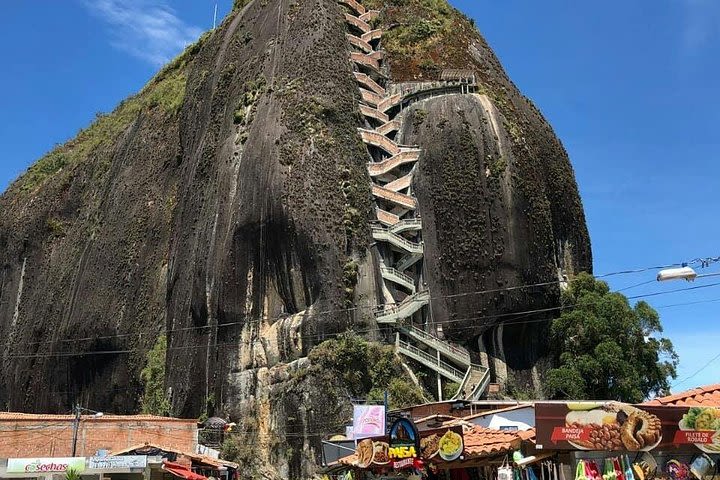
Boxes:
[139,335,171,415]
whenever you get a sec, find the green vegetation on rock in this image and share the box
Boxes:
[545,273,678,403]
[308,332,426,408]
[442,381,460,400]
[362,0,472,80]
[139,335,171,416]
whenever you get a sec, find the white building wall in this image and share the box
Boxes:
[468,406,535,431]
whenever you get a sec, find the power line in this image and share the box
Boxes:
[12,259,719,351]
[671,352,720,389]
[6,281,720,360]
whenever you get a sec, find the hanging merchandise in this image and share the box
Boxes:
[603,459,618,480]
[576,461,589,480]
[528,467,539,480]
[690,454,715,480]
[632,464,645,480]
[613,457,626,480]
[586,460,603,480]
[623,456,635,480]
[666,460,691,480]
[499,457,514,480]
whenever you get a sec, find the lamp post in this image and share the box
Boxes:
[71,405,103,457]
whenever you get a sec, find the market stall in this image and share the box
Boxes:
[326,418,538,480]
[534,402,720,480]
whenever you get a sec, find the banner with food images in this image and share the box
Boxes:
[535,402,720,453]
[353,424,465,469]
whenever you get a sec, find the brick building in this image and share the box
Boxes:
[0,412,197,458]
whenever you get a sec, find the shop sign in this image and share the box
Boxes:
[352,423,464,470]
[418,426,464,462]
[88,455,147,470]
[353,405,386,439]
[7,458,86,473]
[389,418,419,460]
[536,402,720,453]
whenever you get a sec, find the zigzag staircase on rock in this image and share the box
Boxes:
[339,0,490,401]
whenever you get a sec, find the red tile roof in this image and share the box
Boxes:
[644,384,720,406]
[462,426,531,458]
[463,426,522,457]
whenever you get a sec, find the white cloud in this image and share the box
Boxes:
[681,0,720,51]
[84,0,203,66]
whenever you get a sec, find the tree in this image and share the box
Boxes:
[545,273,678,403]
[139,335,171,415]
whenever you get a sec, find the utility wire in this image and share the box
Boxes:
[12,259,720,351]
[671,352,720,389]
[7,281,720,360]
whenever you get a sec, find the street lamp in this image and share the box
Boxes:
[71,405,103,457]
[657,266,698,282]
[657,266,720,282]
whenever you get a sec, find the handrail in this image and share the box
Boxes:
[371,226,423,252]
[372,290,429,318]
[388,218,422,234]
[372,185,417,209]
[375,207,400,225]
[380,266,414,287]
[399,324,470,363]
[397,340,465,381]
[367,149,421,174]
[468,366,492,400]
[452,364,491,401]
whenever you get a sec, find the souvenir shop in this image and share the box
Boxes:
[533,402,720,480]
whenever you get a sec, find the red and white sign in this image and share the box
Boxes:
[551,427,591,443]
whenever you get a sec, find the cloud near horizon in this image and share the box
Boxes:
[84,0,203,66]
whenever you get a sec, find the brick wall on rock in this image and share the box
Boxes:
[0,413,197,457]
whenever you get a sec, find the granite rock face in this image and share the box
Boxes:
[0,0,590,476]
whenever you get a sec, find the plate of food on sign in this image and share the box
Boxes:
[356,439,375,468]
[438,431,464,461]
[372,442,390,465]
[678,407,720,454]
[564,403,662,451]
[420,434,441,459]
[355,439,391,467]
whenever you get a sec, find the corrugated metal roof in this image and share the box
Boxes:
[644,384,720,406]
[111,443,238,469]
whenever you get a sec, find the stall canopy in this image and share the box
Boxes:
[162,461,209,480]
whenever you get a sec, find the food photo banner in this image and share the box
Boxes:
[535,402,720,453]
[353,418,465,470]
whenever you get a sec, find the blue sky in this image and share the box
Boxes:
[1,1,718,393]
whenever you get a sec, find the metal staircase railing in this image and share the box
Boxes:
[388,218,422,234]
[371,227,423,254]
[397,325,470,367]
[396,339,466,383]
[380,266,416,293]
[452,364,491,401]
[373,290,430,324]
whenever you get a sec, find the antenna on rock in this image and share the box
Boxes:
[213,2,218,29]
